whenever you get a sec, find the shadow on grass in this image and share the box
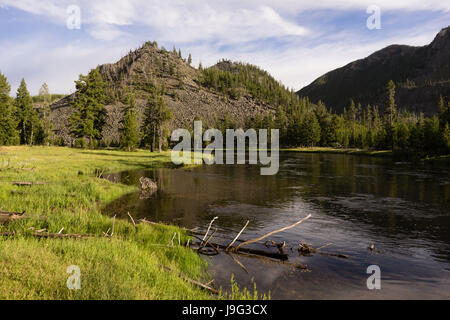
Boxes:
[80,151,170,159]
[114,159,180,170]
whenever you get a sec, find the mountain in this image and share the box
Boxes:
[297,26,450,115]
[49,42,276,145]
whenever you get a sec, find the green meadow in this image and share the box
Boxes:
[0,146,214,300]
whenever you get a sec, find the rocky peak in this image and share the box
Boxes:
[430,26,450,50]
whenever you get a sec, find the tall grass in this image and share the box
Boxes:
[0,146,212,300]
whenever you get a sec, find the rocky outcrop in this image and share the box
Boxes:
[50,42,271,145]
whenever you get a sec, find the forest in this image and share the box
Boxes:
[201,62,450,155]
[1,61,449,156]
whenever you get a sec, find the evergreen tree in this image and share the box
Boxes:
[0,71,19,145]
[300,113,321,147]
[442,122,450,152]
[15,79,39,145]
[187,53,192,65]
[69,68,107,148]
[37,83,53,145]
[38,83,51,104]
[120,93,140,151]
[142,89,173,152]
[384,80,397,148]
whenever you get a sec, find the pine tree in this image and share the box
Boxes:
[37,83,53,145]
[442,122,450,152]
[15,79,39,145]
[0,71,19,145]
[120,93,140,151]
[187,53,192,65]
[69,68,107,148]
[142,89,173,152]
[300,113,321,147]
[348,99,357,144]
[384,80,397,148]
[39,83,51,104]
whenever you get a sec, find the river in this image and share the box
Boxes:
[102,152,450,299]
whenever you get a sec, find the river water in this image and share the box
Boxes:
[103,153,450,299]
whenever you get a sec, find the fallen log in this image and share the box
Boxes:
[31,233,95,239]
[0,210,25,224]
[0,230,95,239]
[11,181,48,186]
[17,168,35,171]
[0,231,15,237]
[218,243,288,260]
[193,240,289,261]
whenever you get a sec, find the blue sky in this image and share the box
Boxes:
[0,0,449,96]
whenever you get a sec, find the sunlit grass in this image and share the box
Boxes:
[0,146,213,300]
[281,147,393,157]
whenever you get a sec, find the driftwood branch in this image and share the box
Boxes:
[232,214,312,252]
[160,265,219,295]
[298,242,348,259]
[111,215,116,236]
[199,228,217,251]
[316,242,333,251]
[201,216,218,246]
[127,212,137,228]
[228,252,249,274]
[226,220,249,252]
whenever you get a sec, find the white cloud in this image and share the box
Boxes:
[0,0,448,94]
[87,23,129,42]
[0,38,128,95]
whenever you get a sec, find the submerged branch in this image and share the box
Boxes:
[232,214,312,252]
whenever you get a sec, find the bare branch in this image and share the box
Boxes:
[232,214,312,252]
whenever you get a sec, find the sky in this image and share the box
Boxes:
[0,0,449,96]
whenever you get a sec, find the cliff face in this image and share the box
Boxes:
[297,27,450,115]
[49,42,272,145]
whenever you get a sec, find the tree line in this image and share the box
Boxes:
[245,80,450,155]
[68,68,172,151]
[1,63,449,156]
[0,71,53,146]
[200,63,449,155]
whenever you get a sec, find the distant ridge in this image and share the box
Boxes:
[297,26,450,115]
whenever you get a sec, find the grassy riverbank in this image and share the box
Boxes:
[0,146,214,300]
[281,147,393,157]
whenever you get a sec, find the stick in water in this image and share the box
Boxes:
[232,214,312,252]
[201,216,218,245]
[226,220,250,251]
